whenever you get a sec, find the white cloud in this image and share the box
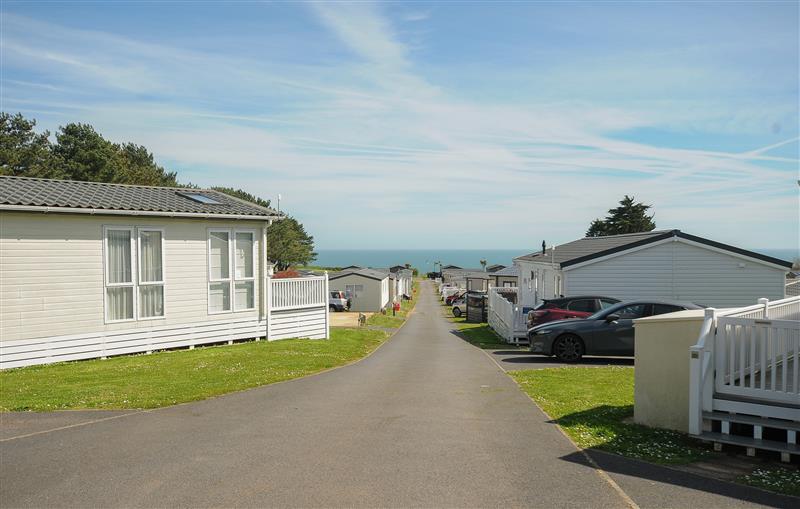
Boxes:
[2,7,797,250]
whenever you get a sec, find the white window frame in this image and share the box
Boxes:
[103,226,136,324]
[103,225,167,324]
[233,229,257,312]
[207,228,257,315]
[137,227,166,320]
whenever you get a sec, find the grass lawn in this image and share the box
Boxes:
[440,297,513,350]
[510,366,710,465]
[0,327,389,412]
[366,280,419,329]
[739,467,800,497]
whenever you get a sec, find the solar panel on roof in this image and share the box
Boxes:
[178,192,222,204]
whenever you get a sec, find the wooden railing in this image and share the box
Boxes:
[270,275,328,311]
[689,296,800,434]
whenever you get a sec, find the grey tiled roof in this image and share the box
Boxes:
[515,230,674,265]
[329,268,389,281]
[0,176,280,218]
[515,229,792,269]
[492,265,519,277]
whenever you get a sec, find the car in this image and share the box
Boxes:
[451,297,466,317]
[528,300,703,362]
[445,291,465,305]
[527,296,621,328]
[329,291,349,312]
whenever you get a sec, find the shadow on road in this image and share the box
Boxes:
[499,355,634,367]
[560,449,799,508]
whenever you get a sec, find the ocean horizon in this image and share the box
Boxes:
[313,248,799,272]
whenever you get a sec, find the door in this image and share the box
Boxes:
[593,303,650,355]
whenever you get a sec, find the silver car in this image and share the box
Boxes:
[451,297,466,317]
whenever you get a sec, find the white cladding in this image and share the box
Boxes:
[563,239,786,308]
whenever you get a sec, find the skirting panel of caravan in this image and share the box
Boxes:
[269,306,327,340]
[0,317,267,369]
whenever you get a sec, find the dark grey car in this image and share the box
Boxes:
[528,300,703,362]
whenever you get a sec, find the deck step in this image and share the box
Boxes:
[696,432,800,455]
[703,411,800,432]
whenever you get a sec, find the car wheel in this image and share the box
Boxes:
[329,305,337,312]
[553,334,584,363]
[453,307,462,317]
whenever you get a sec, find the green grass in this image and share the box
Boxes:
[440,298,513,350]
[739,467,800,496]
[0,327,389,412]
[366,281,419,329]
[511,367,710,465]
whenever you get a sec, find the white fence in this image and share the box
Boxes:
[689,296,800,434]
[270,275,328,311]
[268,275,329,340]
[487,287,527,344]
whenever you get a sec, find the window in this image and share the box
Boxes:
[600,299,617,310]
[345,284,364,298]
[178,192,222,204]
[653,304,683,316]
[615,304,648,320]
[234,231,255,310]
[567,299,596,313]
[104,226,165,322]
[208,229,256,313]
[208,231,231,313]
[138,229,164,318]
[502,281,515,288]
[105,228,135,322]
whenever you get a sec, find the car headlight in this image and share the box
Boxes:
[535,329,552,335]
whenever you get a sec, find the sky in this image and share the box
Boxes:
[2,1,798,251]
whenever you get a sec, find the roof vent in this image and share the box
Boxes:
[177,192,222,205]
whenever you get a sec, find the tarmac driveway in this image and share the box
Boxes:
[1,281,795,508]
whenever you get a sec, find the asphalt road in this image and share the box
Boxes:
[1,281,795,508]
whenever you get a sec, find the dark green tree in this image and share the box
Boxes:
[212,186,271,209]
[586,195,656,237]
[118,143,179,186]
[0,113,62,178]
[267,216,317,271]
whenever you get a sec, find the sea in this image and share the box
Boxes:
[314,248,799,272]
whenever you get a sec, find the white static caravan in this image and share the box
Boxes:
[514,230,791,309]
[0,176,329,369]
[329,268,390,312]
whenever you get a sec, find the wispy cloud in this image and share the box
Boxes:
[2,3,797,250]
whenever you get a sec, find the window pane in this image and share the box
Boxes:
[139,285,164,318]
[209,282,230,312]
[235,281,254,310]
[209,232,229,280]
[617,304,647,319]
[140,231,163,282]
[107,230,132,284]
[653,304,682,316]
[235,232,253,279]
[568,300,595,313]
[107,287,134,320]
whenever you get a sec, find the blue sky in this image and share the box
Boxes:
[2,1,798,251]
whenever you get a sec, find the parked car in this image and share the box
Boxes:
[452,297,466,317]
[528,300,703,362]
[329,291,349,312]
[445,292,465,305]
[527,296,621,328]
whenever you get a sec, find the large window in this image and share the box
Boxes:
[104,226,165,322]
[208,229,256,314]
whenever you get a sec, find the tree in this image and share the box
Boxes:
[0,113,62,178]
[117,143,178,186]
[267,216,317,271]
[212,187,271,209]
[586,195,656,237]
[480,258,487,271]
